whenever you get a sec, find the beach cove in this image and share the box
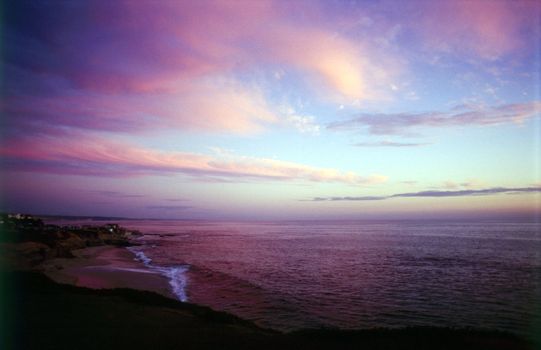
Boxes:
[40,246,176,299]
[1,217,538,349]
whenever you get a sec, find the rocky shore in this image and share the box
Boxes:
[0,214,536,350]
[0,214,141,269]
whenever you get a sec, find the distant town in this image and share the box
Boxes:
[1,213,139,235]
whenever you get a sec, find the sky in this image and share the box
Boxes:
[1,0,540,220]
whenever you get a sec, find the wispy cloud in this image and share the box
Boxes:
[1,0,401,142]
[91,190,145,198]
[353,141,431,147]
[437,179,485,190]
[147,205,192,211]
[308,187,541,201]
[1,134,387,185]
[311,196,386,202]
[328,101,541,135]
[285,113,321,135]
[400,181,418,186]
[3,81,279,136]
[413,0,539,60]
[166,198,190,202]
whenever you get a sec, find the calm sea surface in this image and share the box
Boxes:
[51,219,541,336]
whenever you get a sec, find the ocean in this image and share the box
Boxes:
[51,219,541,336]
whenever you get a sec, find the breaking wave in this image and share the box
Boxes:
[127,247,189,302]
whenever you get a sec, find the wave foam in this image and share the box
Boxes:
[161,266,189,302]
[132,250,153,266]
[127,247,189,302]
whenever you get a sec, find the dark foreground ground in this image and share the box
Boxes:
[1,272,535,350]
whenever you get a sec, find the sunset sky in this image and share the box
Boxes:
[1,0,540,220]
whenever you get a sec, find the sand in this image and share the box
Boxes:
[6,271,534,350]
[38,246,175,299]
[4,247,534,350]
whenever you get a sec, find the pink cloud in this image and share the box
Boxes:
[118,1,398,103]
[265,25,396,102]
[0,134,387,185]
[439,179,485,190]
[4,80,279,135]
[417,0,539,60]
[3,0,400,141]
[111,0,395,101]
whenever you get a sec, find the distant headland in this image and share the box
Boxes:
[0,213,141,269]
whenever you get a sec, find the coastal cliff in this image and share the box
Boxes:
[1,271,533,350]
[0,214,140,269]
[0,214,536,350]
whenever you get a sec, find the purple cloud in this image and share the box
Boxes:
[310,196,386,201]
[146,205,192,211]
[92,191,145,198]
[0,134,386,185]
[1,0,405,140]
[328,102,541,135]
[309,187,541,201]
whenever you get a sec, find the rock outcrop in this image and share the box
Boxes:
[0,214,141,268]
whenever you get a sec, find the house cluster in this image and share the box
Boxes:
[0,213,45,230]
[0,214,141,237]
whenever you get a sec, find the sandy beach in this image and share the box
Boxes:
[1,216,536,350]
[38,246,175,299]
[4,270,533,350]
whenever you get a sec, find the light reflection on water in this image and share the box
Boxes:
[48,219,541,336]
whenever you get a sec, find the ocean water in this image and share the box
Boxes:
[53,219,541,336]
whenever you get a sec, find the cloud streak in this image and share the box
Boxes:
[92,191,145,198]
[328,102,541,135]
[147,205,192,211]
[0,134,386,185]
[309,187,541,201]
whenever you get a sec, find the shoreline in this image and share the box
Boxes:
[33,245,539,344]
[3,270,535,350]
[2,217,537,349]
[38,245,177,300]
